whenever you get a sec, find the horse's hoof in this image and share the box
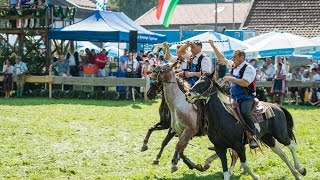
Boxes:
[152,160,159,165]
[171,165,178,173]
[141,145,148,152]
[195,164,204,172]
[203,164,210,171]
[300,167,307,176]
[252,175,260,180]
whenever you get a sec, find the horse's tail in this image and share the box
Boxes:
[279,106,296,143]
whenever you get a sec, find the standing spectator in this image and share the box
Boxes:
[66,46,80,76]
[309,59,318,73]
[13,56,28,97]
[125,52,139,99]
[141,59,151,93]
[89,49,96,64]
[95,49,108,77]
[147,52,158,66]
[310,68,320,82]
[119,49,128,64]
[265,57,275,80]
[49,54,70,76]
[271,63,286,105]
[2,59,14,98]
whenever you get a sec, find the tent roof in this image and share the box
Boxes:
[49,10,166,43]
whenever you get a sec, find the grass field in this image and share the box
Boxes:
[0,98,319,179]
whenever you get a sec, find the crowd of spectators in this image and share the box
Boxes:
[252,56,320,106]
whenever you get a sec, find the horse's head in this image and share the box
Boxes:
[151,64,175,83]
[147,81,162,100]
[186,72,218,103]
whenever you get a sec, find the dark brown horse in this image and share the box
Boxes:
[141,81,175,165]
[149,64,239,173]
[186,72,306,180]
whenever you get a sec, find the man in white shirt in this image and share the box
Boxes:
[178,41,213,86]
[265,58,275,80]
[210,40,258,149]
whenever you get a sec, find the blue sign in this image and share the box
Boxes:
[259,48,294,57]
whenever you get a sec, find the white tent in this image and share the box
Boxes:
[244,30,320,58]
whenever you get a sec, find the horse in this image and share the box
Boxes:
[185,72,306,180]
[150,63,239,173]
[141,81,176,165]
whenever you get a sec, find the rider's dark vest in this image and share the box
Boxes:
[230,63,256,103]
[187,54,205,86]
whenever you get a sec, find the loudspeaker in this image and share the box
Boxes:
[129,30,138,52]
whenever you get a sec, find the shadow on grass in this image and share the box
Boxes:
[155,172,243,180]
[0,97,160,107]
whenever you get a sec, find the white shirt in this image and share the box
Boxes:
[169,51,192,70]
[227,60,256,84]
[309,62,318,72]
[126,59,139,72]
[313,73,320,81]
[3,64,14,74]
[67,52,76,66]
[265,64,276,79]
[192,52,213,74]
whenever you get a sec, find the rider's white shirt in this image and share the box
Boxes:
[192,52,213,74]
[226,60,256,84]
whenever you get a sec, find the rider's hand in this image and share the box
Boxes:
[163,42,169,49]
[208,40,215,47]
[223,76,234,82]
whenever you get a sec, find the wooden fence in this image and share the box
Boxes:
[0,75,319,101]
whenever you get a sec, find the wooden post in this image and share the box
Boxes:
[49,71,52,98]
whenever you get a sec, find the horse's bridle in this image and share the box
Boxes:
[153,65,176,84]
[191,76,218,101]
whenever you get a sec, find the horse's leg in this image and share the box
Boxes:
[215,148,230,180]
[229,149,239,175]
[153,128,175,165]
[287,140,307,176]
[171,128,196,173]
[261,136,301,180]
[203,153,219,171]
[235,145,259,180]
[141,122,168,152]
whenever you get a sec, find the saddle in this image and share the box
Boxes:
[193,101,208,137]
[217,91,275,124]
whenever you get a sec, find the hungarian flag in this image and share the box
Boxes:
[156,0,179,28]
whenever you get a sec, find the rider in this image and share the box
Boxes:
[164,41,213,86]
[209,40,259,149]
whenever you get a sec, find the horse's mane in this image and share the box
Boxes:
[176,76,190,94]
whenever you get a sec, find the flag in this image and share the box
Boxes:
[156,0,179,28]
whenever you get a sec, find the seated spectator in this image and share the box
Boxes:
[271,63,286,105]
[287,74,300,105]
[49,54,70,76]
[308,88,320,106]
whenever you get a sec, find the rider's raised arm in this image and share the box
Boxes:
[163,43,171,60]
[209,40,228,66]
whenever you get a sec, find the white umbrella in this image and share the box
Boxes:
[76,41,100,52]
[244,30,320,58]
[180,31,252,58]
[104,46,124,57]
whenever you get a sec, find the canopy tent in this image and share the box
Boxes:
[169,32,252,58]
[48,10,166,43]
[244,30,320,59]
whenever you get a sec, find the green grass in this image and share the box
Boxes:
[0,98,319,179]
